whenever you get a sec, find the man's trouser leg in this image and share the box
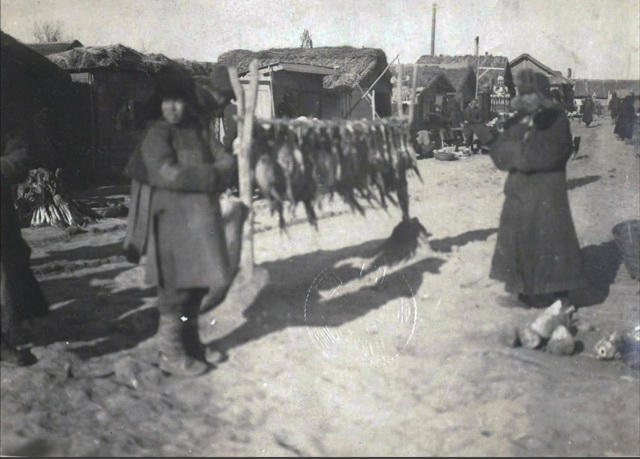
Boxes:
[157,286,208,376]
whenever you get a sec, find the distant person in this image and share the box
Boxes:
[427,105,449,148]
[608,91,620,125]
[581,95,595,127]
[493,75,508,96]
[487,69,586,309]
[614,94,636,141]
[463,99,482,152]
[1,103,49,366]
[276,92,297,118]
[447,95,464,130]
[415,127,436,158]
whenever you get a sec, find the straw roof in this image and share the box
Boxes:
[416,54,508,69]
[572,79,639,98]
[46,44,218,77]
[390,65,455,103]
[417,54,510,91]
[173,58,218,77]
[401,64,476,92]
[47,44,170,73]
[390,64,455,91]
[217,46,391,91]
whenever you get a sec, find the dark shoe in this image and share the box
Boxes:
[158,352,208,377]
[497,294,530,309]
[0,340,38,367]
[519,293,557,308]
[204,344,229,365]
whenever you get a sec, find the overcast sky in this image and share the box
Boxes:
[1,0,639,79]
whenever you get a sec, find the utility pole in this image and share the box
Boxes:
[431,3,437,56]
[475,36,480,98]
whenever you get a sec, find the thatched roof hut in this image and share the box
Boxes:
[217,46,391,92]
[390,64,454,98]
[417,54,513,95]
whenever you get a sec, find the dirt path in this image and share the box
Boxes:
[1,115,639,457]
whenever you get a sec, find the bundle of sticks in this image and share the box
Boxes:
[16,168,102,228]
[251,116,421,229]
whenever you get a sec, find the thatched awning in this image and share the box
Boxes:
[217,46,391,92]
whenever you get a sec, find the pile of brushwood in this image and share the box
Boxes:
[16,168,102,228]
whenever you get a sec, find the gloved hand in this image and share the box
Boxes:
[213,154,238,192]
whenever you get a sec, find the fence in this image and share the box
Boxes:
[490,94,511,116]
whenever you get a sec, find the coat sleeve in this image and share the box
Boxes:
[141,122,221,193]
[489,111,573,173]
[1,132,32,184]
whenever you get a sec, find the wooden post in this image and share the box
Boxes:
[408,64,418,124]
[371,89,376,119]
[228,60,260,272]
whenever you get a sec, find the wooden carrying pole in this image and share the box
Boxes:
[228,60,260,272]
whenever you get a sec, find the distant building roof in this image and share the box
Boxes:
[416,54,511,93]
[416,54,509,69]
[573,79,640,98]
[218,46,391,91]
[390,65,455,102]
[26,40,84,56]
[509,53,573,86]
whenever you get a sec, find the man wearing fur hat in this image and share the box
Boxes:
[488,69,587,309]
[123,62,240,376]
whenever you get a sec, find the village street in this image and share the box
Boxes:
[1,114,639,457]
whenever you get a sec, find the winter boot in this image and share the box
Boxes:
[157,311,208,377]
[0,332,36,366]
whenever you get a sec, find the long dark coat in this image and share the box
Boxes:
[488,108,587,295]
[608,95,620,120]
[614,97,636,139]
[123,119,236,290]
[1,131,49,344]
[581,98,595,125]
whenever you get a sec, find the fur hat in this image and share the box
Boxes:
[516,68,550,97]
[145,62,201,122]
[204,65,234,98]
[154,62,197,103]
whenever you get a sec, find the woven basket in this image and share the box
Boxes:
[434,151,458,161]
[613,220,640,280]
